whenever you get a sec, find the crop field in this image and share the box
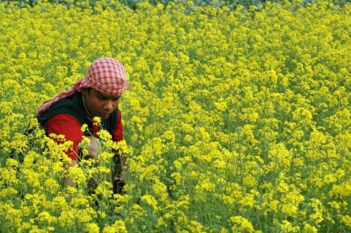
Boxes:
[1,1,351,232]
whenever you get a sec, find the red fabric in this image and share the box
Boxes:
[45,109,123,161]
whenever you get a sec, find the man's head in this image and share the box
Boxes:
[37,57,129,117]
[80,57,129,120]
[81,88,120,120]
[80,57,130,96]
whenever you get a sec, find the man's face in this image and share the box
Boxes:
[82,88,121,120]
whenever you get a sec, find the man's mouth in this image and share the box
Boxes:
[100,112,110,119]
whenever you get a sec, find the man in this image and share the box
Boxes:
[36,57,130,193]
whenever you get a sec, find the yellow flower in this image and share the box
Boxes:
[140,194,158,210]
[97,129,112,141]
[214,99,228,112]
[36,211,56,225]
[86,223,100,233]
[81,123,88,132]
[229,216,256,233]
[302,223,318,233]
[341,215,351,228]
[5,158,18,168]
[103,220,127,233]
[93,117,101,125]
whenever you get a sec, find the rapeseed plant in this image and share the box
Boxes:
[1,0,351,232]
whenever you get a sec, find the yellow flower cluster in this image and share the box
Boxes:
[1,0,351,232]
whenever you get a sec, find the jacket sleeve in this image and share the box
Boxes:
[112,108,124,142]
[45,113,84,161]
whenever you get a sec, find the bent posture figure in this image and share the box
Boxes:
[36,57,130,193]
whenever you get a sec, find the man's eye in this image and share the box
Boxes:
[112,97,120,101]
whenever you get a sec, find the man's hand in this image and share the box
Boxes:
[113,150,128,194]
[63,159,78,187]
[86,136,101,160]
[113,176,126,194]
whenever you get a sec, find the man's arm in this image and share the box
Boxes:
[112,109,126,179]
[63,159,78,186]
[62,137,101,187]
[45,114,84,187]
[111,109,128,193]
[45,114,84,161]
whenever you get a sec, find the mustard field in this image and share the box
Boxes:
[1,1,351,232]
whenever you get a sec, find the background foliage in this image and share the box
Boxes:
[2,0,351,11]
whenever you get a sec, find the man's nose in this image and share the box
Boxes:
[104,100,113,110]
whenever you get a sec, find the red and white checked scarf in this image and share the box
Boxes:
[37,57,130,116]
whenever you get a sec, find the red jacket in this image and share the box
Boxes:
[45,110,123,160]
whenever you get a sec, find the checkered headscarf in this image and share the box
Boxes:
[37,57,130,116]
